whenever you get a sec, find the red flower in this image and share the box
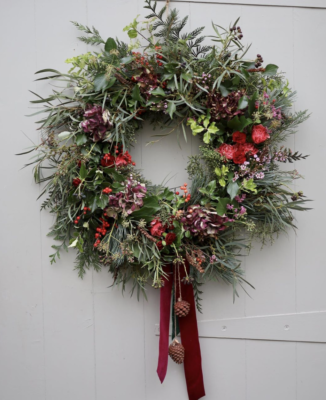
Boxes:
[232,131,246,144]
[72,178,81,187]
[242,142,258,156]
[217,143,234,160]
[101,154,115,167]
[156,241,163,250]
[252,124,270,144]
[165,233,176,245]
[233,147,247,164]
[150,219,166,237]
[115,151,133,167]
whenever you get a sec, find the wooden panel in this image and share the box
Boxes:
[246,341,296,400]
[159,0,326,9]
[155,311,326,343]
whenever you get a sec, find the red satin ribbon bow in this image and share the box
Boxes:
[157,263,205,400]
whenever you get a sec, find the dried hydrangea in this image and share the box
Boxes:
[180,205,229,237]
[81,105,113,141]
[207,89,246,121]
[106,175,147,218]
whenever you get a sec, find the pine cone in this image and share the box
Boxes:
[174,299,190,317]
[169,340,185,364]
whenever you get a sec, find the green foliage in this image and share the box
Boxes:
[20,0,311,306]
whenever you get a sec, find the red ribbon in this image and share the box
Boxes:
[157,262,205,400]
[157,264,173,383]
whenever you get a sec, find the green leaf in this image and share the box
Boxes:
[263,64,279,76]
[132,85,143,102]
[97,195,108,209]
[248,91,258,115]
[58,131,71,140]
[151,87,165,96]
[219,84,230,97]
[216,198,229,216]
[167,102,176,119]
[80,163,87,180]
[242,178,257,194]
[191,126,205,135]
[130,196,160,222]
[68,238,78,248]
[238,96,248,110]
[203,131,211,144]
[207,123,219,134]
[103,168,125,182]
[203,118,210,129]
[76,134,88,146]
[181,72,192,82]
[207,180,217,193]
[120,56,134,65]
[104,37,117,52]
[128,29,138,39]
[227,116,252,132]
[227,182,239,200]
[94,73,107,92]
[219,178,226,187]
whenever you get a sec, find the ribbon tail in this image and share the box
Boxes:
[178,262,206,400]
[157,265,173,383]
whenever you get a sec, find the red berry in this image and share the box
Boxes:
[176,191,179,195]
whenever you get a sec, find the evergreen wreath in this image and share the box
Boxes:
[22,0,310,309]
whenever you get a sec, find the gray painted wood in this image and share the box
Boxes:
[1,1,325,399]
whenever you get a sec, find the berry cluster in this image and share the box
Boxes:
[74,206,91,224]
[131,51,150,67]
[255,54,264,68]
[179,183,191,202]
[94,218,111,247]
[102,187,112,194]
[230,25,243,40]
[83,206,91,215]
[72,178,81,187]
[155,46,163,67]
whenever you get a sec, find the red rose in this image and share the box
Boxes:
[217,143,234,160]
[150,219,166,237]
[165,233,176,245]
[72,178,81,187]
[252,124,270,144]
[242,142,258,156]
[101,154,115,167]
[232,131,246,144]
[115,151,132,167]
[233,148,247,164]
[156,241,163,250]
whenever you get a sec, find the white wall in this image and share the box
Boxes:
[1,1,326,399]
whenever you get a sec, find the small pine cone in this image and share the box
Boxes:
[174,299,190,317]
[169,340,185,364]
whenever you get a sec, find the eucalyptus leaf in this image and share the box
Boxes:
[104,37,117,52]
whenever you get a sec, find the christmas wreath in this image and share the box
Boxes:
[22,1,310,398]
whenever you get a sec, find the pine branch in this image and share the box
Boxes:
[71,21,105,46]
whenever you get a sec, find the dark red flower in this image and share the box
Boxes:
[156,241,163,250]
[115,151,133,167]
[233,149,247,164]
[217,143,234,160]
[242,142,258,156]
[72,178,81,187]
[165,233,176,245]
[232,131,246,144]
[101,154,115,167]
[150,219,166,237]
[252,124,270,144]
